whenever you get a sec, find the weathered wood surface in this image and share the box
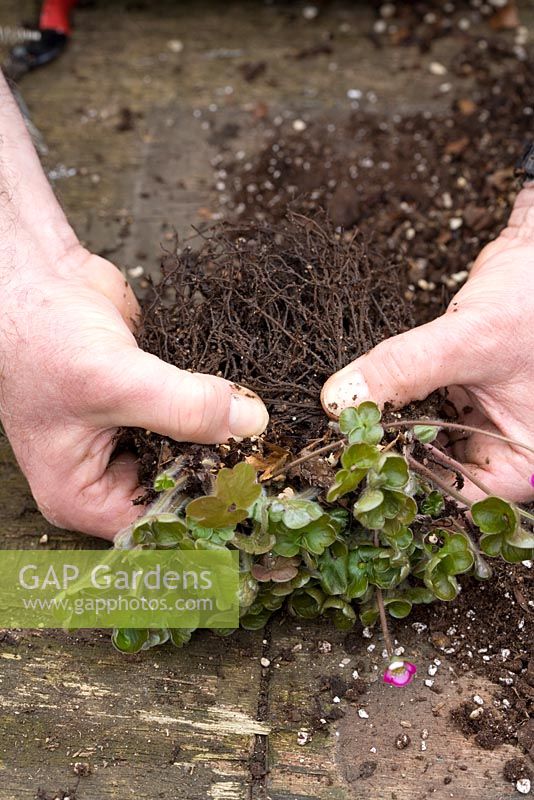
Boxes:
[0,430,522,800]
[1,1,532,797]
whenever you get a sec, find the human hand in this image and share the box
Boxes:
[321,186,534,503]
[0,248,269,539]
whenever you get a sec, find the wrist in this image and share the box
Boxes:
[0,72,82,279]
[0,210,85,285]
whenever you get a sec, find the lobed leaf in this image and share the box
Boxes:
[413,424,440,444]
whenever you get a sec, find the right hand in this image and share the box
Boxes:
[321,186,534,503]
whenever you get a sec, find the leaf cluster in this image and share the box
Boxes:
[113,403,534,653]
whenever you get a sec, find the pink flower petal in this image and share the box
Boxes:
[383,660,417,688]
[530,473,534,488]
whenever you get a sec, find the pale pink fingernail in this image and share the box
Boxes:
[322,369,370,416]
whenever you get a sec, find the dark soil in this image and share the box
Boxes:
[409,557,533,761]
[217,38,532,326]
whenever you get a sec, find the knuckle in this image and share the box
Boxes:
[177,376,222,440]
[32,485,72,531]
[375,335,414,391]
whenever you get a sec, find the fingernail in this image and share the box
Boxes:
[322,368,370,417]
[229,388,269,437]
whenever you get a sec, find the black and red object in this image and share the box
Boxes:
[8,0,77,76]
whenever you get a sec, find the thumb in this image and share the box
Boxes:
[501,183,534,243]
[105,348,269,443]
[321,313,474,416]
[469,184,534,278]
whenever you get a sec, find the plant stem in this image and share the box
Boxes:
[381,435,400,454]
[269,438,344,480]
[423,442,493,496]
[422,443,534,524]
[373,532,394,659]
[406,454,472,509]
[269,433,402,481]
[384,419,534,457]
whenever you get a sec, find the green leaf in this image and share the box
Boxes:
[403,586,435,605]
[354,490,416,531]
[359,603,379,627]
[479,532,502,558]
[472,497,519,536]
[443,532,475,574]
[169,628,194,647]
[383,525,413,551]
[413,424,440,444]
[112,628,149,654]
[319,550,348,595]
[326,468,366,503]
[272,529,301,557]
[423,531,474,600]
[271,515,338,557]
[421,490,445,517]
[288,587,325,619]
[385,598,412,619]
[131,514,187,548]
[232,525,276,555]
[323,599,357,630]
[346,551,369,598]
[153,472,177,492]
[301,517,337,554]
[328,507,350,533]
[480,536,534,564]
[424,560,459,601]
[339,407,361,435]
[507,527,534,549]
[131,518,155,547]
[473,497,534,559]
[358,401,382,427]
[216,462,262,509]
[186,496,247,528]
[375,455,409,490]
[348,424,384,446]
[341,443,381,470]
[281,499,323,530]
[354,488,384,514]
[339,402,384,446]
[144,629,171,649]
[392,494,418,526]
[501,543,534,564]
[151,514,188,548]
[187,462,261,528]
[240,608,273,630]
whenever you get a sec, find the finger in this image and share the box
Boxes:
[27,430,144,539]
[79,254,141,330]
[502,184,534,242]
[78,453,144,540]
[454,429,534,504]
[103,348,269,443]
[321,313,478,417]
